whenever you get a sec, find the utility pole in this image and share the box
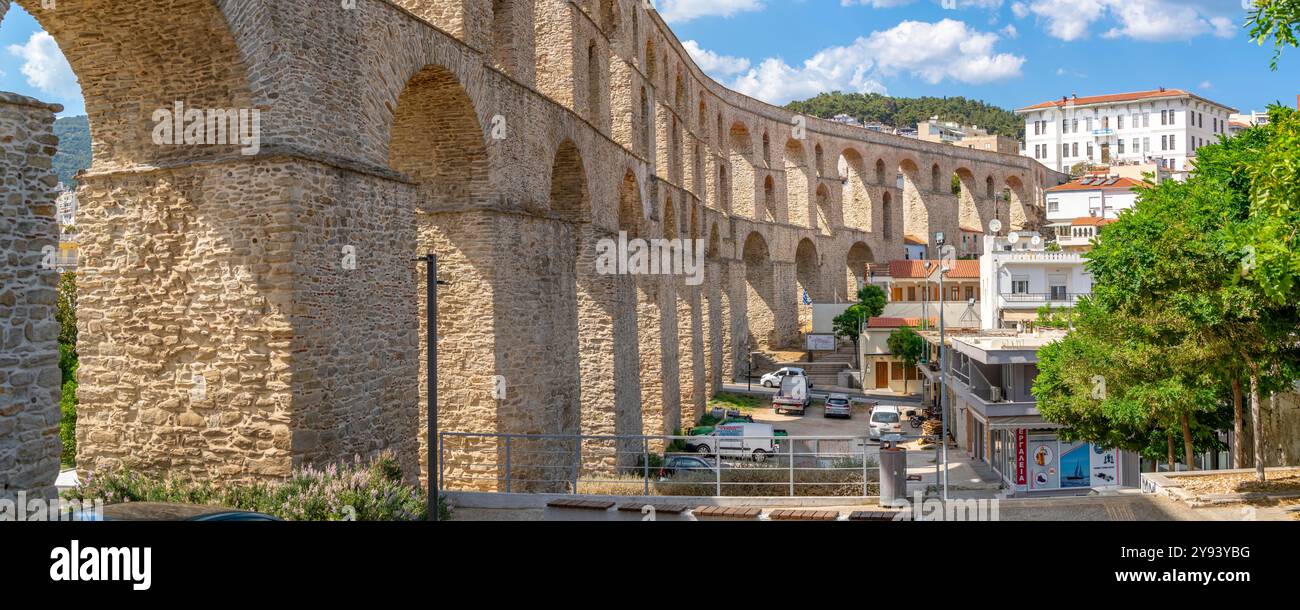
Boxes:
[416,254,449,521]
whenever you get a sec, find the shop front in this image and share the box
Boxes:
[985,417,1135,493]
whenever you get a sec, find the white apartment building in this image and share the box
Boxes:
[1017,88,1237,173]
[978,232,1091,329]
[1044,175,1142,249]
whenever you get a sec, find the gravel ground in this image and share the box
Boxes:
[1176,469,1300,495]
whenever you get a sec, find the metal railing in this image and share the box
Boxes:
[1000,292,1081,303]
[437,432,880,498]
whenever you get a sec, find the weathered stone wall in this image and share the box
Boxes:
[0,93,62,503]
[1,0,1065,495]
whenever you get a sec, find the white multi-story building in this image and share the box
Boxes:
[1043,175,1142,249]
[1017,88,1237,173]
[978,232,1091,329]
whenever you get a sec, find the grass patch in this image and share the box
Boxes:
[64,453,445,521]
[707,392,766,412]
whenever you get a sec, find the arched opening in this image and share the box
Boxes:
[491,0,525,79]
[882,191,894,240]
[898,158,928,244]
[548,140,592,456]
[838,149,872,232]
[638,86,651,157]
[586,41,605,126]
[931,163,943,192]
[784,139,811,227]
[1005,175,1034,232]
[986,175,995,200]
[953,167,983,238]
[728,122,757,219]
[815,184,834,235]
[390,64,497,488]
[674,71,686,111]
[762,175,778,223]
[704,222,732,388]
[845,242,874,301]
[664,195,678,239]
[717,165,729,212]
[814,144,825,176]
[549,140,590,221]
[875,158,887,185]
[612,171,646,452]
[795,238,820,332]
[761,131,771,166]
[698,100,708,133]
[742,232,776,350]
[598,0,619,35]
[619,170,643,239]
[645,38,657,82]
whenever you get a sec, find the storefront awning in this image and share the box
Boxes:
[986,416,1065,431]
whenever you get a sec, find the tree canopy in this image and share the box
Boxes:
[785,92,1023,140]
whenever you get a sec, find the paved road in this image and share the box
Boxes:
[721,382,923,404]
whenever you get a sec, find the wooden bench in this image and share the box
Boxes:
[847,510,904,522]
[616,502,690,514]
[692,506,762,521]
[544,498,617,521]
[546,499,616,510]
[767,509,840,521]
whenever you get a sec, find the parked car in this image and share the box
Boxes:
[70,502,281,521]
[686,422,779,461]
[657,455,716,478]
[772,374,812,415]
[823,393,852,419]
[868,406,903,441]
[760,367,811,389]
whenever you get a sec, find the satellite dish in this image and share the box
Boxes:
[1031,235,1043,246]
[1007,232,1021,244]
[988,219,1003,234]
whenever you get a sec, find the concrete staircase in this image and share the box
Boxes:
[750,344,859,389]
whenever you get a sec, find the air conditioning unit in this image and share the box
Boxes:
[989,386,1003,402]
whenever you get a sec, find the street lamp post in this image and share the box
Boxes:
[416,254,449,521]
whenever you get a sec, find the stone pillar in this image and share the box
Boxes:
[575,224,619,472]
[0,93,64,503]
[637,276,665,444]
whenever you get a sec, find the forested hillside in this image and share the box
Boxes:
[785,92,1024,139]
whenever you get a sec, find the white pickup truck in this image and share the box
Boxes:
[772,374,811,415]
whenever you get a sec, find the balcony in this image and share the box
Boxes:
[1000,292,1082,304]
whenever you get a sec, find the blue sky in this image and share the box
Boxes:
[1,0,1296,118]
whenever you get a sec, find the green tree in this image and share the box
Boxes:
[832,285,887,366]
[56,272,78,466]
[1248,0,1300,69]
[886,326,925,394]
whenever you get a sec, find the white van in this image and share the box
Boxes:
[686,422,777,462]
[869,406,903,440]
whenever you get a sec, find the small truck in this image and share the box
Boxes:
[772,374,812,415]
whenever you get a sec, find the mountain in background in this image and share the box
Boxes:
[785,92,1024,140]
[53,115,91,187]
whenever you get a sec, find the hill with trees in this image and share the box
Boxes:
[785,91,1024,140]
[53,115,91,187]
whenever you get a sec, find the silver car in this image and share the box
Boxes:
[823,393,852,419]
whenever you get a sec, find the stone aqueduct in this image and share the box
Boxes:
[0,0,1061,498]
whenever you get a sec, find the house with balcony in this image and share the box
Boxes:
[921,329,1141,494]
[978,232,1090,330]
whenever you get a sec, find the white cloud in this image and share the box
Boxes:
[1013,0,1242,42]
[657,0,765,23]
[6,32,78,98]
[683,40,751,77]
[1199,80,1212,89]
[722,19,1023,104]
[1001,24,1019,38]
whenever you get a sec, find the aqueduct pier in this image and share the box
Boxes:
[0,0,1062,498]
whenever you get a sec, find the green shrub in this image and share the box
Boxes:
[65,453,443,521]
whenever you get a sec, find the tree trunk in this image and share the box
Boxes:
[1180,413,1195,471]
[1250,370,1265,483]
[1231,377,1244,468]
[1167,433,1176,471]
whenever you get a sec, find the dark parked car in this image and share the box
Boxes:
[70,502,281,521]
[658,455,716,477]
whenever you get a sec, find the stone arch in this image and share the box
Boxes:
[795,238,820,332]
[598,0,619,36]
[882,190,894,240]
[1005,175,1034,231]
[784,139,812,227]
[390,63,501,487]
[674,70,687,112]
[728,122,757,219]
[898,158,928,244]
[716,164,729,213]
[549,139,590,221]
[645,37,657,81]
[839,148,872,232]
[619,170,643,238]
[585,40,606,127]
[761,131,771,166]
[953,167,982,237]
[875,158,887,185]
[638,86,651,157]
[698,100,708,134]
[844,242,874,302]
[814,144,825,177]
[490,0,532,80]
[815,183,834,235]
[986,175,996,200]
[931,163,943,193]
[664,194,678,239]
[742,232,777,350]
[762,175,778,223]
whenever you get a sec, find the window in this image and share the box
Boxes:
[1143,137,1150,154]
[1072,142,1078,157]
[907,286,917,301]
[1143,113,1150,128]
[1102,116,1109,129]
[1169,134,1176,150]
[951,286,961,301]
[1072,118,1078,132]
[1047,199,1059,213]
[1117,115,1124,130]
[1161,135,1168,150]
[1133,138,1140,153]
[1011,277,1030,294]
[891,362,904,380]
[1160,110,1168,125]
[1062,143,1069,158]
[1086,142,1093,158]
[1118,139,1125,154]
[965,286,976,301]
